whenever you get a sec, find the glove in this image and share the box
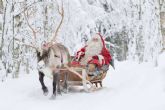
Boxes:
[92,55,99,59]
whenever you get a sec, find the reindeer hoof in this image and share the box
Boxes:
[50,94,56,100]
[57,90,62,95]
[43,87,49,96]
[63,88,68,94]
[43,91,49,96]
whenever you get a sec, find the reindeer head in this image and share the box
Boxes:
[37,42,64,72]
[37,42,50,61]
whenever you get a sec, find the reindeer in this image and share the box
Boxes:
[15,1,70,99]
[37,42,70,98]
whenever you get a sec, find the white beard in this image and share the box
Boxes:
[80,39,103,65]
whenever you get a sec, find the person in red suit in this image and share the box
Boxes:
[72,33,112,77]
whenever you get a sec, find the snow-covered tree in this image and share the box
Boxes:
[0,0,163,79]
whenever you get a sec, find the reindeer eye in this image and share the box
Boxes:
[54,55,59,58]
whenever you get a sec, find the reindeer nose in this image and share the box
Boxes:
[42,43,49,49]
[43,44,47,47]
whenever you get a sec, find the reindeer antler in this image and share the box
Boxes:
[19,1,38,50]
[24,11,37,40]
[16,1,64,50]
[51,0,64,42]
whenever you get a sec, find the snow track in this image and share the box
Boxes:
[0,59,165,110]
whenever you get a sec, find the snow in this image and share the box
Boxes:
[0,53,165,110]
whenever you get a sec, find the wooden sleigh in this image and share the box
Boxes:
[60,65,108,92]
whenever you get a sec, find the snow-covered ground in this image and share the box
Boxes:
[0,53,165,110]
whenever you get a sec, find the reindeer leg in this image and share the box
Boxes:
[50,73,58,99]
[95,82,98,88]
[63,72,68,93]
[99,81,103,87]
[57,72,62,95]
[39,71,48,95]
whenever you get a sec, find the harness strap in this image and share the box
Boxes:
[60,50,63,64]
